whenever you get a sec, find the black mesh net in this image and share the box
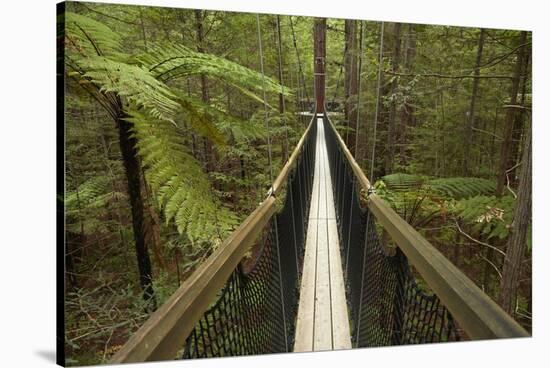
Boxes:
[182,121,317,359]
[323,116,460,348]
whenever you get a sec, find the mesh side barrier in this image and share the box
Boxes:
[182,121,316,359]
[323,116,460,348]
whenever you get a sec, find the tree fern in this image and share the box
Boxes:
[64,11,122,57]
[128,110,239,245]
[64,12,288,247]
[65,176,126,235]
[81,57,181,123]
[134,44,289,100]
[451,195,515,240]
[380,173,424,191]
[426,177,496,199]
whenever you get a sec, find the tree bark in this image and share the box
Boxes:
[398,23,416,167]
[385,23,402,174]
[344,20,358,152]
[194,10,213,173]
[496,31,527,196]
[507,51,531,186]
[313,18,327,114]
[117,113,157,311]
[498,121,531,315]
[463,28,485,176]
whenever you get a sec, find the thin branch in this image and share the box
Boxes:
[505,161,522,198]
[478,253,502,279]
[472,127,503,141]
[503,104,531,110]
[80,3,139,25]
[384,70,514,80]
[454,219,507,257]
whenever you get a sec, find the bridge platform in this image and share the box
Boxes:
[294,118,352,352]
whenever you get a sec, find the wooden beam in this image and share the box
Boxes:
[109,196,277,363]
[323,114,529,340]
[368,195,528,339]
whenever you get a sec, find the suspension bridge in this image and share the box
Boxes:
[108,17,529,364]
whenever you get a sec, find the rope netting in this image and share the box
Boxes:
[182,121,317,359]
[323,116,461,347]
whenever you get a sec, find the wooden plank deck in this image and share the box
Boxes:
[294,117,352,352]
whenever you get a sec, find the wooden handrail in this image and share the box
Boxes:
[110,197,276,363]
[324,113,529,340]
[110,116,317,363]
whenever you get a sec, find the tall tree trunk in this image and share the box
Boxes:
[398,23,416,167]
[344,20,358,152]
[496,31,527,196]
[140,166,166,272]
[463,28,485,176]
[508,51,531,186]
[498,121,531,315]
[313,18,326,114]
[117,113,157,311]
[194,10,213,173]
[385,22,402,174]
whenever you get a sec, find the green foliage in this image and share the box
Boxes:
[135,43,291,102]
[425,177,496,199]
[451,195,515,240]
[65,176,126,235]
[82,57,181,122]
[128,110,239,245]
[64,11,122,57]
[64,11,290,246]
[380,173,424,191]
[374,180,441,228]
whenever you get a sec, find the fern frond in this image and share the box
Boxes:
[381,173,424,191]
[65,176,126,235]
[135,44,290,100]
[127,110,239,244]
[80,57,180,123]
[64,11,122,57]
[452,195,515,240]
[426,177,496,199]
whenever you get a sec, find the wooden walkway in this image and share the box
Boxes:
[294,117,352,352]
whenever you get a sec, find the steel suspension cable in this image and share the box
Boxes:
[275,15,300,277]
[256,14,274,185]
[354,20,365,157]
[345,20,365,275]
[370,22,384,181]
[289,16,311,106]
[330,50,346,109]
[256,13,289,352]
[275,15,290,161]
[355,21,385,347]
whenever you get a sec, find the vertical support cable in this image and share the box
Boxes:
[355,21,385,347]
[276,15,290,161]
[275,15,299,274]
[370,21,384,181]
[354,20,365,157]
[256,13,289,352]
[289,16,311,108]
